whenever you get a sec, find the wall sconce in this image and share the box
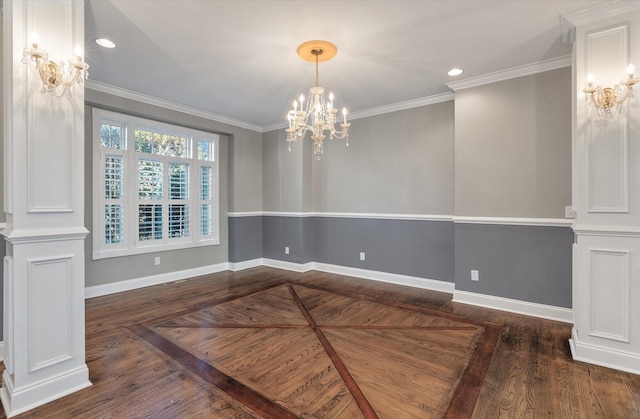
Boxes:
[584,64,639,118]
[22,33,89,98]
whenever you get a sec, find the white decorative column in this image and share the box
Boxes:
[568,3,640,375]
[1,0,91,416]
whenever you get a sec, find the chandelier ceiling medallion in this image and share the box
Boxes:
[286,40,350,159]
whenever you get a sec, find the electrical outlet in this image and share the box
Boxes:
[360,252,365,261]
[154,256,161,266]
[285,246,290,254]
[471,270,479,282]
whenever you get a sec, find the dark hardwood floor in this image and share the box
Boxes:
[3,267,639,418]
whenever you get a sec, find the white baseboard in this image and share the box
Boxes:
[231,259,455,294]
[311,262,455,294]
[453,289,573,323]
[84,262,230,299]
[228,258,264,271]
[262,258,314,273]
[570,328,640,375]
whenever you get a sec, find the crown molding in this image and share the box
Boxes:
[446,55,571,91]
[88,53,569,133]
[350,92,455,121]
[85,80,263,133]
[563,0,640,27]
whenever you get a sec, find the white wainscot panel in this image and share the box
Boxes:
[28,256,74,372]
[588,249,629,342]
[27,94,74,213]
[25,1,75,214]
[4,256,14,374]
[586,25,628,213]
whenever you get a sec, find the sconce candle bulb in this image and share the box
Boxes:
[75,45,84,60]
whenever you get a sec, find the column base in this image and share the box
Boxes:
[569,327,640,375]
[0,366,91,417]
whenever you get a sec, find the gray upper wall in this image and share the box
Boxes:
[228,125,263,213]
[83,89,262,287]
[264,101,455,215]
[262,128,314,213]
[0,16,4,224]
[454,68,572,219]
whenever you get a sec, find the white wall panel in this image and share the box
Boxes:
[3,257,14,375]
[585,25,628,213]
[588,249,629,342]
[25,1,76,213]
[28,256,74,371]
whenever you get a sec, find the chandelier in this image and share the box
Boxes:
[286,40,350,159]
[584,64,639,119]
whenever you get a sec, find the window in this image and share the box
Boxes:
[93,109,219,259]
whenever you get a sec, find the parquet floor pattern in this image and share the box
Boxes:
[132,283,497,418]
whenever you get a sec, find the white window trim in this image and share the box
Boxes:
[92,108,220,260]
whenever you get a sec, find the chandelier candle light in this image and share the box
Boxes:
[286,40,350,159]
[22,32,90,98]
[584,64,639,118]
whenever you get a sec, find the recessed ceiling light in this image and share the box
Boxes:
[448,68,464,76]
[95,38,116,49]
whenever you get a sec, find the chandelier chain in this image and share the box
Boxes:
[315,50,320,87]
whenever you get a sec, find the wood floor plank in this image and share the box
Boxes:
[288,284,379,418]
[154,325,364,418]
[324,327,483,418]
[1,267,638,418]
[130,324,298,419]
[294,285,473,329]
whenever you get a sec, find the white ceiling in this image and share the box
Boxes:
[84,0,612,130]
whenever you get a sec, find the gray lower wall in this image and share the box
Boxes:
[240,215,456,283]
[313,217,454,282]
[228,216,263,263]
[229,215,573,308]
[454,223,573,308]
[262,216,314,264]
